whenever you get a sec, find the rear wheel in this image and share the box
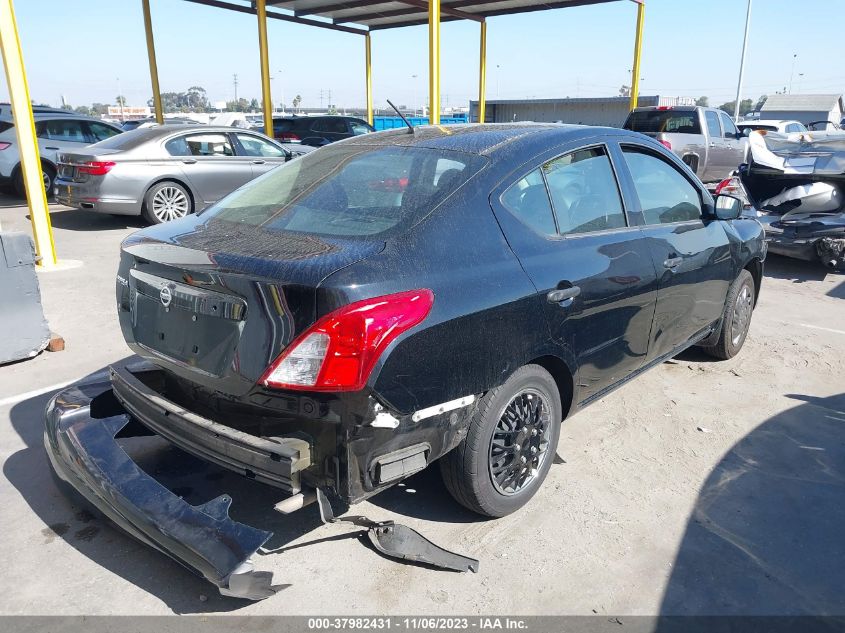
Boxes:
[13,163,55,199]
[142,181,192,224]
[440,364,561,517]
[700,269,755,360]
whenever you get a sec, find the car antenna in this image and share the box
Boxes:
[387,99,414,134]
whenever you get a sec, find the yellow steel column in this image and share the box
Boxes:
[428,0,440,124]
[256,0,274,137]
[629,0,645,112]
[0,0,56,267]
[478,20,487,123]
[141,0,164,125]
[365,33,373,126]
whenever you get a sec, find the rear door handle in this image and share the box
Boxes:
[663,256,683,269]
[181,158,197,165]
[547,286,581,306]
[251,159,266,164]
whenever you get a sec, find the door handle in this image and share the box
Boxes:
[709,142,716,148]
[547,286,581,306]
[181,158,197,165]
[251,159,266,164]
[663,256,683,269]
[45,146,59,150]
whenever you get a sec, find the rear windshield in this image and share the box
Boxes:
[625,110,702,134]
[200,144,487,239]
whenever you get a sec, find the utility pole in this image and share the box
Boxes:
[233,73,239,103]
[733,0,752,123]
[788,53,798,94]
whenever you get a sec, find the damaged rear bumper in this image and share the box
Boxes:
[43,377,283,600]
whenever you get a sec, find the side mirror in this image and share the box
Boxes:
[714,194,742,220]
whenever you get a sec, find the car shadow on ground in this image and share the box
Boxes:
[3,359,476,613]
[762,253,832,283]
[657,392,845,617]
[43,209,146,231]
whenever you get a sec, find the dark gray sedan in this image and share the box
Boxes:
[54,125,313,224]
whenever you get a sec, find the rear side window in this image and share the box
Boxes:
[705,111,721,138]
[501,168,556,236]
[38,119,87,142]
[178,133,234,157]
[272,119,293,134]
[201,145,487,238]
[0,121,13,134]
[544,146,625,235]
[622,147,702,225]
[312,118,348,134]
[625,110,701,134]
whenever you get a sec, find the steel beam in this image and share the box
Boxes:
[142,0,164,124]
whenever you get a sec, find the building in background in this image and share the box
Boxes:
[760,94,844,127]
[469,95,696,127]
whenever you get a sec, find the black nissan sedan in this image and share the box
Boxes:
[45,124,765,599]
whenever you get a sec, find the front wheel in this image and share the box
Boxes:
[700,269,755,360]
[142,181,192,224]
[14,163,55,199]
[440,364,561,518]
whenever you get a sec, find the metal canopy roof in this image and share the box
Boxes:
[267,0,623,30]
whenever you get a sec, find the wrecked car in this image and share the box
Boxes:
[717,129,845,270]
[44,124,766,600]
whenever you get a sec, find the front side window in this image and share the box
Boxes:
[350,122,373,136]
[622,147,702,225]
[39,119,87,142]
[201,145,486,239]
[86,122,120,142]
[705,111,721,138]
[235,133,286,158]
[501,168,556,236]
[719,112,739,138]
[544,146,625,235]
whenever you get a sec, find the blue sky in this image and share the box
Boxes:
[3,0,842,112]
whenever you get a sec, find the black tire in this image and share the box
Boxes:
[440,364,562,518]
[142,181,192,225]
[13,163,55,199]
[700,269,755,360]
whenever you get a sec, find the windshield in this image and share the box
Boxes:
[625,110,701,134]
[200,144,487,239]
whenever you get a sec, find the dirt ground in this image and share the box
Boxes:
[1,198,843,616]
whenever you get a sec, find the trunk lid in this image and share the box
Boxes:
[118,214,384,397]
[57,148,124,182]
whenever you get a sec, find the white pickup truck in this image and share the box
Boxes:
[623,106,748,184]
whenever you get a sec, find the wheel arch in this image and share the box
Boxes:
[744,256,763,304]
[526,354,575,421]
[142,177,197,214]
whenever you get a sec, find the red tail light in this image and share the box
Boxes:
[77,161,116,176]
[714,177,733,195]
[658,139,672,151]
[277,132,300,142]
[261,289,434,392]
[0,142,11,150]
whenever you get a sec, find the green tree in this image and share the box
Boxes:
[755,95,768,111]
[716,98,754,117]
[695,96,709,107]
[73,105,93,116]
[248,98,260,111]
[225,98,250,112]
[115,95,127,107]
[292,94,302,110]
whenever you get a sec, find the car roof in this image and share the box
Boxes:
[738,119,798,126]
[0,112,119,125]
[341,123,635,156]
[114,125,276,142]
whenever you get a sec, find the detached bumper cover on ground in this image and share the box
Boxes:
[43,377,284,600]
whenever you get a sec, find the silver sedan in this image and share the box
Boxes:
[54,125,313,224]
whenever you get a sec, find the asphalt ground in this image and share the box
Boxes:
[1,194,844,616]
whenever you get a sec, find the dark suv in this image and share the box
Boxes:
[272,115,374,146]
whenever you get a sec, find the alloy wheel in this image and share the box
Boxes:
[488,388,552,495]
[731,284,753,346]
[151,186,190,222]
